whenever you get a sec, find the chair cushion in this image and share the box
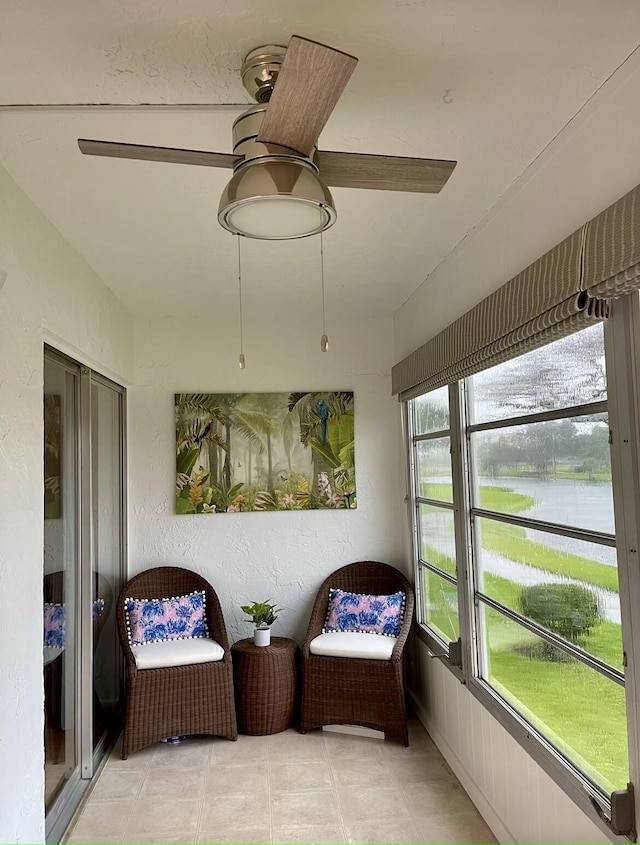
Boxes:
[132,637,224,669]
[125,590,208,645]
[310,632,397,661]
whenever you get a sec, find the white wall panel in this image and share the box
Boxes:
[413,640,611,843]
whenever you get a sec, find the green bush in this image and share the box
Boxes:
[518,582,600,649]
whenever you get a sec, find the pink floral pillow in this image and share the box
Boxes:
[323,589,405,637]
[44,602,66,648]
[125,590,208,646]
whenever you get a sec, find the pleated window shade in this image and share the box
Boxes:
[392,184,640,401]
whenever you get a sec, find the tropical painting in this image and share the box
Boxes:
[175,391,356,514]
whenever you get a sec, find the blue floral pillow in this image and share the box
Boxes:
[125,590,208,646]
[323,589,405,637]
[44,603,66,648]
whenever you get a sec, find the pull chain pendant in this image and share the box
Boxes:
[237,235,246,369]
[320,232,329,352]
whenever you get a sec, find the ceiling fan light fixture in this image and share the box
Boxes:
[218,158,336,240]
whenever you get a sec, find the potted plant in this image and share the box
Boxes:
[241,599,281,647]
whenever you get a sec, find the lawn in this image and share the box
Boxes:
[489,634,628,793]
[481,519,619,593]
[423,566,628,790]
[489,464,612,483]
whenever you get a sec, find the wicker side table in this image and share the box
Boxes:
[231,637,299,735]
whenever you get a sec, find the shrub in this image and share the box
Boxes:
[518,582,600,649]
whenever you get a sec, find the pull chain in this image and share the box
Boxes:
[237,235,245,369]
[320,232,329,352]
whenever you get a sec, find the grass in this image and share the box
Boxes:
[422,567,459,642]
[489,464,612,483]
[489,633,628,792]
[422,482,619,594]
[423,565,628,790]
[481,520,619,593]
[422,543,457,578]
[422,464,611,484]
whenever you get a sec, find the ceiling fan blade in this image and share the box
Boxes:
[257,36,358,157]
[315,150,457,193]
[78,139,240,169]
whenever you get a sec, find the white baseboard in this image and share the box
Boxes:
[409,689,514,845]
[322,724,385,740]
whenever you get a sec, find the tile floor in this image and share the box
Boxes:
[64,719,497,844]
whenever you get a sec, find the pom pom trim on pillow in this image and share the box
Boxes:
[323,588,405,638]
[125,590,209,647]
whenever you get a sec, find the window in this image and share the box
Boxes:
[408,321,631,802]
[410,386,460,647]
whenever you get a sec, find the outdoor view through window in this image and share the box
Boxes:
[410,323,629,795]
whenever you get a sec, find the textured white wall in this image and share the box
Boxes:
[392,44,640,845]
[0,163,133,844]
[128,312,405,645]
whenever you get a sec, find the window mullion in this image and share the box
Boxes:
[449,381,475,681]
[604,295,640,821]
[403,401,424,628]
[468,399,608,433]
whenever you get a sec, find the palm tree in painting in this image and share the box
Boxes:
[237,393,286,494]
[212,394,246,489]
[211,393,280,491]
[175,394,229,513]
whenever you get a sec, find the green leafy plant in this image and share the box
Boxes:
[241,600,281,629]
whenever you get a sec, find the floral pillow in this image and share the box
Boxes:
[44,602,66,648]
[323,589,405,638]
[125,590,208,646]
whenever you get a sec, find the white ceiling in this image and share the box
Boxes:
[2,0,640,320]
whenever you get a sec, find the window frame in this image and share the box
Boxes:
[406,297,640,840]
[408,385,465,680]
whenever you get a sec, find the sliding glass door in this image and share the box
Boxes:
[90,376,125,752]
[44,354,79,809]
[44,347,126,842]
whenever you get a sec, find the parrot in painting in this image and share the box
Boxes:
[316,399,330,445]
[194,420,213,448]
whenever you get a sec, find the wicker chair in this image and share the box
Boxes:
[300,560,414,746]
[116,566,237,759]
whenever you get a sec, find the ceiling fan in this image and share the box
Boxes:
[78,35,457,240]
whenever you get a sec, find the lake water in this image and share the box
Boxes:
[422,475,620,622]
[479,475,617,566]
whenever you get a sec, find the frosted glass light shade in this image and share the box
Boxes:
[218,158,336,240]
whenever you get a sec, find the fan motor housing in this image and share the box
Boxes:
[241,45,287,103]
[232,104,318,172]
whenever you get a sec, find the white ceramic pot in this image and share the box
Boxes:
[254,627,271,647]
